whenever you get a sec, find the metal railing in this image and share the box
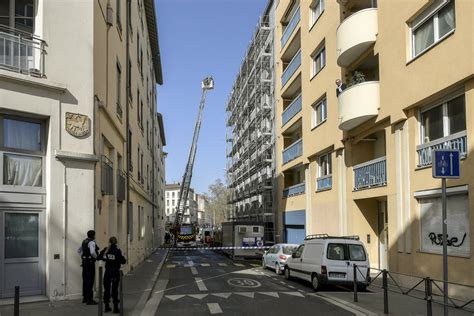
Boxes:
[417,131,467,167]
[352,265,474,315]
[282,138,302,164]
[353,156,386,190]
[317,175,332,191]
[101,155,114,195]
[283,182,305,198]
[282,94,302,126]
[281,6,300,50]
[281,49,301,87]
[0,25,46,76]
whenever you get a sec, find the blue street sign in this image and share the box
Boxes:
[432,149,460,178]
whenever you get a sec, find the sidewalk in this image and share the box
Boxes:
[0,249,168,316]
[317,284,474,316]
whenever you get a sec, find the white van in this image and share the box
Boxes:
[284,234,370,291]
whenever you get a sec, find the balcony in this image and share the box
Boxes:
[317,175,332,191]
[416,131,467,168]
[282,138,302,165]
[0,25,46,76]
[338,81,379,131]
[281,6,300,50]
[336,8,378,67]
[281,50,301,88]
[282,94,302,126]
[283,183,305,198]
[353,156,386,191]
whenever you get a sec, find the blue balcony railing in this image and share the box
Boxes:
[317,175,332,191]
[282,94,302,126]
[416,131,467,167]
[281,6,300,50]
[283,182,305,198]
[354,156,386,191]
[281,49,301,87]
[282,138,302,165]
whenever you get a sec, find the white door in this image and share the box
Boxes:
[289,244,304,279]
[378,201,388,270]
[346,243,369,283]
[0,210,44,298]
[325,242,349,282]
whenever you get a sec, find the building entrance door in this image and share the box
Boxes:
[377,201,388,270]
[0,210,43,298]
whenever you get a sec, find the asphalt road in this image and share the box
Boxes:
[153,249,354,315]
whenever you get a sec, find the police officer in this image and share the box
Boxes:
[98,236,126,313]
[77,230,99,305]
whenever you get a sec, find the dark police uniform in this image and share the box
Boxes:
[98,244,126,310]
[79,238,99,303]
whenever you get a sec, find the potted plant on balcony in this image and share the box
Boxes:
[349,70,366,87]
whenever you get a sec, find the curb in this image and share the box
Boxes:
[309,292,378,316]
[130,249,169,316]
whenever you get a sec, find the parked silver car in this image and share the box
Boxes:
[262,243,299,274]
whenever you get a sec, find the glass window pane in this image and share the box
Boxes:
[414,19,434,55]
[14,0,34,33]
[4,154,42,187]
[348,245,366,261]
[3,118,42,151]
[438,1,455,38]
[5,213,39,258]
[448,95,466,135]
[327,243,345,260]
[422,105,443,143]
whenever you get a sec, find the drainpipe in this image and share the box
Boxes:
[125,0,131,268]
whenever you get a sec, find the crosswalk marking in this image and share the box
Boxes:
[207,303,223,314]
[195,277,208,291]
[190,267,198,275]
[218,263,227,266]
[166,264,176,268]
[259,292,279,298]
[188,294,208,300]
[201,263,210,267]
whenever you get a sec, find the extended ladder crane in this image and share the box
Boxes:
[172,77,214,243]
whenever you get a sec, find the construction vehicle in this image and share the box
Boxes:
[171,77,214,246]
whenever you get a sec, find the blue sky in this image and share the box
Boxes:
[156,0,268,194]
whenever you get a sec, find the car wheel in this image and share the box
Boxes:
[284,266,291,280]
[276,263,283,275]
[262,259,267,269]
[312,274,321,291]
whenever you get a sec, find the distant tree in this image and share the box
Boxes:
[204,179,230,228]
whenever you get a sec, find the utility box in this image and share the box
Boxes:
[222,221,264,259]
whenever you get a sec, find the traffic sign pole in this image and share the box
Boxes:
[442,177,448,316]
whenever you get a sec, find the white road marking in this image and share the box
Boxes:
[190,267,198,275]
[195,277,208,291]
[165,294,185,301]
[201,263,210,267]
[188,294,208,300]
[207,303,223,314]
[279,281,286,284]
[250,264,260,267]
[218,263,227,267]
[188,260,194,266]
[234,263,245,267]
[235,292,254,298]
[281,291,305,297]
[212,293,232,299]
[259,292,279,298]
[287,285,296,289]
[166,264,176,268]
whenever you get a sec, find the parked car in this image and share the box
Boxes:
[262,243,299,274]
[284,234,370,291]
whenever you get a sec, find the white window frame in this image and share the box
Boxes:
[410,0,455,58]
[317,151,332,178]
[419,92,465,144]
[311,97,327,129]
[309,0,324,28]
[311,45,326,78]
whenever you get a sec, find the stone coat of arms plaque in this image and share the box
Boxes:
[65,112,90,137]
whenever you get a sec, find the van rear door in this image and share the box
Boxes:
[325,242,349,282]
[346,242,369,283]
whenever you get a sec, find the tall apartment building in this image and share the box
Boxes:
[0,0,165,300]
[165,183,198,225]
[276,0,473,289]
[226,0,276,242]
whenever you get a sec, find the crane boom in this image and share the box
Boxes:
[173,77,214,235]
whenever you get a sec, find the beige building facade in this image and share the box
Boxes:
[276,0,474,291]
[0,0,165,301]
